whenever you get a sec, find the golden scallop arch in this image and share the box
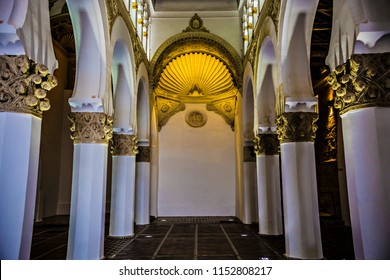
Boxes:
[151,14,243,131]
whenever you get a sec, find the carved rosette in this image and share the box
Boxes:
[254,134,279,155]
[327,53,390,114]
[68,112,113,144]
[276,112,319,143]
[111,134,138,156]
[0,55,57,118]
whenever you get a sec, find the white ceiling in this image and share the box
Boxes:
[152,0,239,11]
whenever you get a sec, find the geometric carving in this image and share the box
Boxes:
[0,55,58,118]
[111,133,138,156]
[254,133,279,155]
[68,112,113,144]
[276,112,319,143]
[327,53,390,115]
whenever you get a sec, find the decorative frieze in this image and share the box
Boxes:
[254,134,279,155]
[0,55,57,118]
[111,133,138,156]
[136,146,150,162]
[276,112,319,143]
[68,112,113,144]
[327,53,390,114]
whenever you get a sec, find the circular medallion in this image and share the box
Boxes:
[185,110,207,128]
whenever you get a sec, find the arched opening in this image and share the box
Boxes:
[151,32,242,217]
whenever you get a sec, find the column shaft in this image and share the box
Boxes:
[0,113,41,259]
[135,144,150,225]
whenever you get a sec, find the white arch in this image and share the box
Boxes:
[256,37,277,131]
[110,17,137,131]
[135,62,150,139]
[279,0,319,103]
[67,0,110,112]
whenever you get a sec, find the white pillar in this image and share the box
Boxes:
[277,112,323,259]
[327,53,390,259]
[109,134,138,237]
[135,143,150,225]
[254,133,283,235]
[0,55,57,259]
[341,107,390,259]
[66,112,112,260]
[243,144,257,224]
[0,113,41,259]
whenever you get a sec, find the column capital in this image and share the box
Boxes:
[327,53,390,115]
[68,112,113,144]
[276,112,319,144]
[111,133,138,156]
[0,55,57,118]
[254,133,279,155]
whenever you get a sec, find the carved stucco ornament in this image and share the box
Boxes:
[111,133,138,156]
[156,98,186,131]
[68,112,113,144]
[206,97,236,130]
[276,112,319,143]
[327,53,390,114]
[106,0,119,32]
[183,13,210,33]
[0,55,57,118]
[254,133,279,155]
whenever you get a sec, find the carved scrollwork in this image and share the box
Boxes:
[327,53,390,114]
[68,112,113,144]
[0,55,57,118]
[276,112,319,143]
[111,133,138,156]
[254,134,279,155]
[106,0,119,32]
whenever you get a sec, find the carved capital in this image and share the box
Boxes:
[276,112,319,143]
[111,133,138,156]
[136,146,150,162]
[254,134,279,155]
[0,55,57,118]
[68,112,113,144]
[327,53,390,114]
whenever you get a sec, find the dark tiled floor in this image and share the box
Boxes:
[30,216,354,260]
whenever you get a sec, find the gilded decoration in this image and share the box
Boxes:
[266,0,280,32]
[327,53,390,114]
[106,0,119,32]
[185,110,207,128]
[136,146,150,162]
[183,13,209,33]
[68,112,113,144]
[111,133,138,156]
[0,55,57,118]
[156,98,186,131]
[206,97,236,130]
[254,134,279,155]
[151,14,242,131]
[276,112,319,143]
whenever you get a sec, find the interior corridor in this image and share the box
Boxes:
[30,216,354,260]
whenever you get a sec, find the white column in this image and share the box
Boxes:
[277,112,323,259]
[242,144,257,224]
[0,113,41,259]
[109,133,138,237]
[66,112,112,260]
[341,107,390,259]
[0,55,57,259]
[327,53,390,259]
[254,133,283,235]
[135,143,150,225]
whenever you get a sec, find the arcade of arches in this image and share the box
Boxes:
[0,0,389,260]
